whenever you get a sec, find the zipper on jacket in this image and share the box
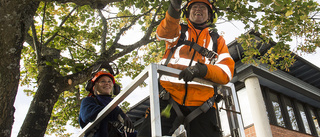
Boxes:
[182,26,203,106]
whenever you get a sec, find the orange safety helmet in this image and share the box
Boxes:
[185,0,218,23]
[85,71,115,93]
[188,0,212,8]
[91,71,115,84]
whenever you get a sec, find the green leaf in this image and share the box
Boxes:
[285,9,293,17]
[261,0,272,5]
[138,20,144,25]
[46,61,52,66]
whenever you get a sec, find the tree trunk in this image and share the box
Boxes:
[0,1,39,137]
[0,0,120,136]
[18,66,66,137]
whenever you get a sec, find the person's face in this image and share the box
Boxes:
[189,3,209,24]
[93,76,114,96]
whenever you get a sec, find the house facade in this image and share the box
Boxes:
[226,30,320,137]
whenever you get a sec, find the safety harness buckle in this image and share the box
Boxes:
[210,51,218,61]
[200,47,218,62]
[160,89,170,100]
[200,97,214,113]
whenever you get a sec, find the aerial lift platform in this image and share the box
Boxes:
[77,63,245,137]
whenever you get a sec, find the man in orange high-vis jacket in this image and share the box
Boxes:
[137,0,234,136]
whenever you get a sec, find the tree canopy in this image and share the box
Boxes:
[0,0,319,136]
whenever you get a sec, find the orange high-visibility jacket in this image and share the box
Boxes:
[157,11,235,107]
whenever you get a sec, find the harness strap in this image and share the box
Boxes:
[163,24,220,67]
[168,97,185,133]
[209,29,219,55]
[162,89,216,133]
[160,24,221,133]
[181,40,218,62]
[184,97,215,125]
[163,24,188,66]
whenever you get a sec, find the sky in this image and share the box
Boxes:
[12,13,320,137]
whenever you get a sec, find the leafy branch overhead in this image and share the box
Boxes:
[215,0,319,70]
[20,1,166,136]
[13,0,320,136]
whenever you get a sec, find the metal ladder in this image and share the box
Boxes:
[77,63,245,137]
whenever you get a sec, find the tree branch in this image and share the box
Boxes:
[62,60,112,91]
[98,9,108,54]
[41,2,47,44]
[108,6,162,61]
[40,0,122,9]
[57,34,98,56]
[43,5,79,47]
[104,15,142,21]
[103,7,157,59]
[310,11,320,20]
[31,20,42,64]
[109,38,158,61]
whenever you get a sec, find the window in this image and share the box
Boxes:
[309,108,320,136]
[284,98,299,131]
[297,102,312,134]
[261,86,320,136]
[270,92,285,127]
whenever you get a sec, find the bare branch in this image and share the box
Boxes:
[109,38,158,61]
[310,11,320,20]
[108,6,163,61]
[31,20,42,64]
[62,59,114,91]
[113,7,156,44]
[98,9,108,54]
[41,2,47,44]
[115,7,156,44]
[68,47,75,60]
[100,7,156,60]
[57,34,98,56]
[39,0,122,9]
[43,5,79,47]
[104,15,141,21]
[144,5,162,41]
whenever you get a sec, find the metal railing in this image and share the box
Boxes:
[77,63,245,137]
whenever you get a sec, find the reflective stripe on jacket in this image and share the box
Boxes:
[156,11,235,106]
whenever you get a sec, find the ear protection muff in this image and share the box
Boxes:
[113,83,121,95]
[85,79,94,93]
[211,4,218,24]
[210,9,218,24]
[85,71,99,93]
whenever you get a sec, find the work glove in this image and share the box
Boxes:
[179,63,207,82]
[118,114,134,133]
[124,115,134,133]
[170,0,182,10]
[169,0,182,19]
